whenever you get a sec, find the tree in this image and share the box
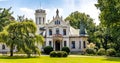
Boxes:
[0,20,44,57]
[95,0,120,52]
[65,11,96,43]
[0,7,14,32]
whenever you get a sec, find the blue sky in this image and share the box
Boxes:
[0,0,100,25]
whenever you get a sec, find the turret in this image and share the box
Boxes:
[79,21,87,36]
[35,9,46,25]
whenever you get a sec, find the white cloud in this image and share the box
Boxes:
[17,0,100,25]
[19,8,34,21]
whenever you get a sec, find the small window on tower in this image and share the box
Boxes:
[39,17,41,24]
[43,17,44,24]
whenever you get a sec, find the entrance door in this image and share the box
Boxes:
[55,40,60,51]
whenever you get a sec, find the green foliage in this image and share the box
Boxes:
[65,11,96,43]
[0,7,14,32]
[106,48,116,56]
[61,47,70,54]
[50,51,57,57]
[97,48,106,55]
[0,19,44,57]
[85,48,96,54]
[50,51,68,57]
[115,53,120,57]
[44,46,53,54]
[95,0,120,52]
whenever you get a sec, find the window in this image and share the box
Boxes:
[39,17,41,24]
[55,21,57,24]
[2,44,5,50]
[56,28,59,34]
[63,29,66,35]
[55,20,60,25]
[71,41,75,49]
[43,17,45,24]
[83,41,86,48]
[64,41,67,47]
[49,29,52,35]
[79,41,81,49]
[58,20,60,24]
[49,41,52,46]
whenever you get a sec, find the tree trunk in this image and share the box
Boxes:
[10,43,14,56]
[27,53,31,58]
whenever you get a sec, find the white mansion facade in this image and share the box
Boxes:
[35,9,88,52]
[0,9,88,53]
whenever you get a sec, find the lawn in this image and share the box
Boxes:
[0,55,120,63]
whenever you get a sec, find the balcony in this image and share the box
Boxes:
[53,34,63,40]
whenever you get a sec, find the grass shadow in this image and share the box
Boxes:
[102,57,120,62]
[0,56,40,59]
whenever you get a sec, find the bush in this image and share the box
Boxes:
[61,47,70,54]
[50,51,68,57]
[85,48,96,54]
[106,48,116,56]
[44,46,53,54]
[97,48,106,55]
[115,53,120,57]
[50,51,57,57]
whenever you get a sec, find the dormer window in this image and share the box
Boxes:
[55,20,60,25]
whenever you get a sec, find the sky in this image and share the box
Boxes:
[0,0,100,25]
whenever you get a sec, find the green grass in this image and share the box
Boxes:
[0,55,120,63]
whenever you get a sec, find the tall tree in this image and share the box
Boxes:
[65,11,96,43]
[95,0,120,51]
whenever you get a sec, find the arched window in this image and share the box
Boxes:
[2,44,5,50]
[55,20,60,25]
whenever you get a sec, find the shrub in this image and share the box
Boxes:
[62,52,68,57]
[56,51,63,57]
[50,51,57,57]
[61,47,70,54]
[106,48,116,56]
[115,53,120,57]
[44,46,53,54]
[85,48,96,54]
[50,51,68,57]
[97,48,106,55]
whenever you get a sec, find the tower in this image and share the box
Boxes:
[35,9,46,35]
[35,9,46,25]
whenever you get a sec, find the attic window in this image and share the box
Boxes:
[55,20,60,25]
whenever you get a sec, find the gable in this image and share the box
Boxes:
[46,16,69,27]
